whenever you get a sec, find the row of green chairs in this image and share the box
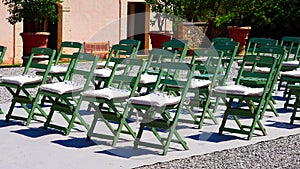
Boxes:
[214,44,286,140]
[84,38,229,154]
[39,39,141,134]
[0,47,99,132]
[223,36,300,117]
[1,37,298,155]
[276,36,300,123]
[276,36,300,96]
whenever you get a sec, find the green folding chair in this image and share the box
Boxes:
[36,41,83,82]
[280,36,300,62]
[119,39,141,56]
[214,54,278,140]
[129,61,195,155]
[212,41,239,85]
[0,45,7,114]
[277,36,300,94]
[83,58,145,146]
[39,53,99,135]
[182,48,223,129]
[1,47,56,125]
[92,44,136,90]
[239,45,285,119]
[244,37,278,56]
[210,41,239,113]
[162,39,189,62]
[37,41,84,104]
[236,37,278,66]
[96,40,138,70]
[137,48,178,94]
[211,37,233,46]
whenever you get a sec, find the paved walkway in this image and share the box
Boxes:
[0,91,299,169]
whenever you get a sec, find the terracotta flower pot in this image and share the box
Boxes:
[20,32,50,66]
[228,26,251,55]
[20,32,50,56]
[149,31,173,49]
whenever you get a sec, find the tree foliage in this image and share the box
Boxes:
[146,0,300,38]
[2,0,63,32]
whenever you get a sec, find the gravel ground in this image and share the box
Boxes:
[0,63,299,169]
[134,134,300,169]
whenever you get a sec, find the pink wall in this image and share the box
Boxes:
[68,1,120,45]
[0,1,121,64]
[0,3,14,64]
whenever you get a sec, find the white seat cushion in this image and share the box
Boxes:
[40,81,83,95]
[0,75,43,86]
[97,61,115,69]
[129,92,181,107]
[94,68,112,78]
[139,73,158,84]
[190,79,211,88]
[82,87,131,100]
[280,70,300,77]
[36,65,68,74]
[49,65,68,73]
[256,67,270,73]
[236,66,270,73]
[282,60,299,67]
[195,57,207,62]
[97,61,127,70]
[166,79,211,89]
[213,84,264,96]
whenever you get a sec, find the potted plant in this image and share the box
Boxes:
[2,0,63,57]
[214,0,255,54]
[145,0,216,49]
[145,0,174,49]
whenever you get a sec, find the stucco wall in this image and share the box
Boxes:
[67,1,120,44]
[0,1,121,64]
[0,3,15,64]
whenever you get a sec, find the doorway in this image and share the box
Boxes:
[127,2,149,54]
[48,3,63,52]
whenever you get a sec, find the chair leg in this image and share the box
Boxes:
[247,115,259,140]
[284,91,292,109]
[256,120,267,136]
[5,99,18,122]
[173,130,189,150]
[112,122,124,146]
[162,128,175,155]
[290,96,300,124]
[198,98,216,129]
[66,98,89,135]
[86,110,101,140]
[212,97,221,113]
[218,110,229,135]
[260,93,278,119]
[133,123,145,149]
[25,95,45,126]
[44,107,55,129]
[40,95,47,105]
[277,80,283,91]
[233,115,243,130]
[268,101,279,117]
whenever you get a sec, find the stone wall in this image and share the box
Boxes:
[178,22,209,49]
